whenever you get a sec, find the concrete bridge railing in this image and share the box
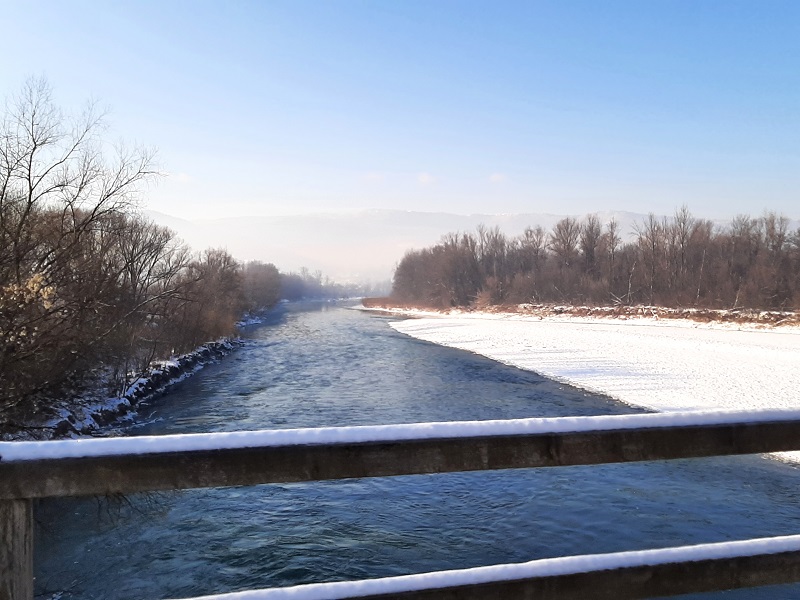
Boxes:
[3,409,800,600]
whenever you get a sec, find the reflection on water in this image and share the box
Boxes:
[35,303,800,599]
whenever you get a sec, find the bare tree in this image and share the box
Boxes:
[242,261,281,312]
[603,217,621,286]
[761,211,792,307]
[0,78,156,417]
[519,226,547,273]
[634,214,667,304]
[665,205,695,296]
[549,217,580,268]
[579,214,602,277]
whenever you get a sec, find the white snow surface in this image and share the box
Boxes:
[388,311,800,461]
[3,408,800,462]
[389,312,800,414]
[180,534,800,600]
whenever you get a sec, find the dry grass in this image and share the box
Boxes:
[361,298,800,328]
[506,304,800,327]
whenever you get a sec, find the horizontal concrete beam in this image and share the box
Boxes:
[2,418,800,499]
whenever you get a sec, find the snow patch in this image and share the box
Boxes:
[388,314,800,414]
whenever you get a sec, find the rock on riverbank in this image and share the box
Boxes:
[3,339,242,441]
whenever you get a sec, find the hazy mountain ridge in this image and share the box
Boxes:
[143,209,799,284]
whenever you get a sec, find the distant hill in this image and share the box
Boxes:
[143,209,798,284]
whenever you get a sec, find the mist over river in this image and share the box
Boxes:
[35,303,800,599]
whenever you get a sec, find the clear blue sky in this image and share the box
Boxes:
[2,0,798,219]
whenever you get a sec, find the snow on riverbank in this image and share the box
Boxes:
[1,340,240,441]
[386,310,800,414]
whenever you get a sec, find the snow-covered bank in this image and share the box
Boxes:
[2,339,241,441]
[387,310,800,415]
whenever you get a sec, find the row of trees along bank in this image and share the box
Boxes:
[392,208,800,311]
[0,79,342,428]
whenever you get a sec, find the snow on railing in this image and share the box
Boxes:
[4,407,800,462]
[181,535,800,600]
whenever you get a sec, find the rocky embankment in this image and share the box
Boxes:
[3,339,242,441]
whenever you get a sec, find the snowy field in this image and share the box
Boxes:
[387,310,800,414]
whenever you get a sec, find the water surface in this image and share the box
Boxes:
[35,303,800,599]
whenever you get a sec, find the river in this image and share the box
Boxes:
[34,302,800,599]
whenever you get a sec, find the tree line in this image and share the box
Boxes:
[0,79,351,425]
[392,207,800,312]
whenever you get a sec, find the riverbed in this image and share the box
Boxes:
[34,303,800,599]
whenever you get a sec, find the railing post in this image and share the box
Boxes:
[0,499,33,600]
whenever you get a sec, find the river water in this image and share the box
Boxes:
[34,303,800,599]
